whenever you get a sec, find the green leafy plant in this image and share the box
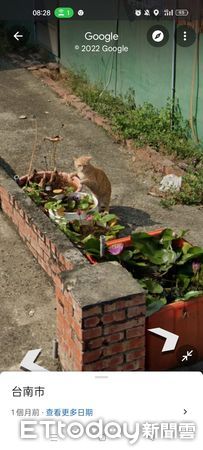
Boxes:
[44,200,63,211]
[64,186,75,195]
[44,194,95,214]
[57,212,125,247]
[84,228,203,316]
[23,183,44,206]
[175,168,203,205]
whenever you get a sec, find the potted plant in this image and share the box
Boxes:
[18,124,82,205]
[19,170,81,191]
[20,171,82,213]
[21,178,98,222]
[46,191,98,223]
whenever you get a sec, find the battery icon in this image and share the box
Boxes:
[54,7,75,19]
[175,9,189,17]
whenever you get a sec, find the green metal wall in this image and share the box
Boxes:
[116,20,174,105]
[60,20,118,92]
[176,33,203,143]
[59,19,203,143]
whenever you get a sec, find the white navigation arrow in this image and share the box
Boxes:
[14,31,23,41]
[148,327,179,352]
[20,349,49,371]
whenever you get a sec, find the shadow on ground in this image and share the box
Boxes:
[111,205,158,235]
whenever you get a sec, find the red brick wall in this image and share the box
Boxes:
[55,276,83,371]
[55,262,146,371]
[55,279,145,371]
[82,298,145,371]
[0,186,76,281]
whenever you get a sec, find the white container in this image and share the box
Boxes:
[48,192,98,223]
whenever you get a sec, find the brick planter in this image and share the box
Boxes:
[57,263,145,371]
[0,167,146,371]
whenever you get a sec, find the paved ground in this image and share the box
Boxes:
[0,212,59,371]
[0,57,203,371]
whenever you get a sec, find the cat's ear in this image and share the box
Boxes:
[86,156,92,161]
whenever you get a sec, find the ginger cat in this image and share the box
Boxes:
[71,156,111,212]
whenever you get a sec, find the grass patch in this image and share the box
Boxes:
[65,69,202,160]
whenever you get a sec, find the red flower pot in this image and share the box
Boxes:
[105,229,165,249]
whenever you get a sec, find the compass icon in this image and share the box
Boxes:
[147,25,169,47]
[152,30,164,43]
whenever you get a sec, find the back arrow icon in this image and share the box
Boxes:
[14,31,23,41]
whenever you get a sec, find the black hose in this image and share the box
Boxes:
[0,157,20,184]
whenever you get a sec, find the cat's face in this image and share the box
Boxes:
[74,156,92,171]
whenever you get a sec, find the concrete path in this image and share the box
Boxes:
[0,212,58,371]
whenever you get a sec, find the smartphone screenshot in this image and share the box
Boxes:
[0,0,203,447]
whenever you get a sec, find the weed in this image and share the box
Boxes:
[175,168,203,205]
[160,197,176,209]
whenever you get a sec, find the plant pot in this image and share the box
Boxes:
[105,229,166,249]
[18,171,81,192]
[48,192,98,223]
